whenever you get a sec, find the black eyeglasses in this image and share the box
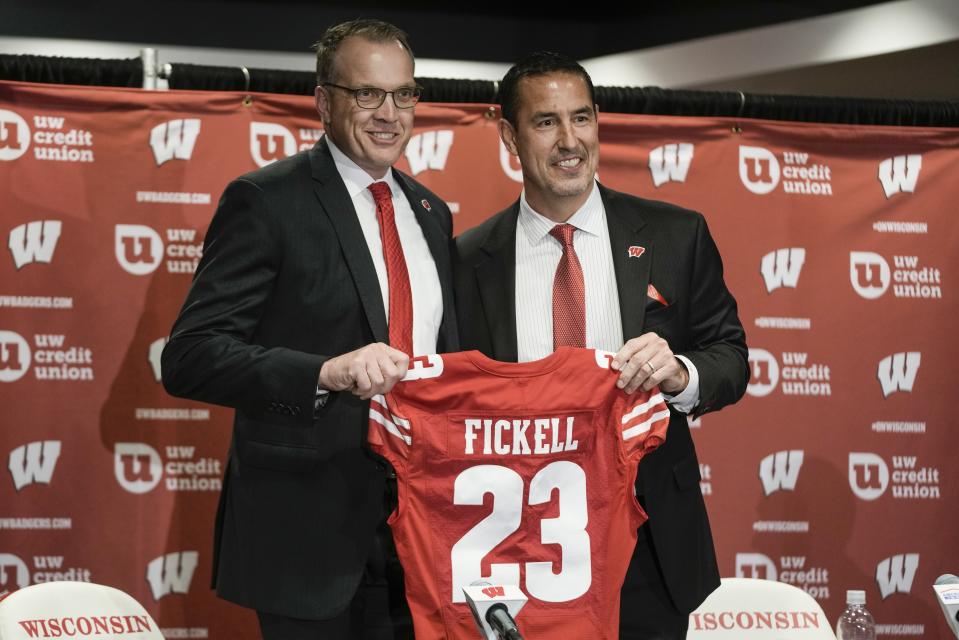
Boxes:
[322,83,422,109]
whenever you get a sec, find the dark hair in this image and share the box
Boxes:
[314,19,414,85]
[498,51,596,126]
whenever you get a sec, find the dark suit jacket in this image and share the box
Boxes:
[453,183,748,614]
[161,137,458,619]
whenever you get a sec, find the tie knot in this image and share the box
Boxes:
[549,224,576,248]
[368,181,392,204]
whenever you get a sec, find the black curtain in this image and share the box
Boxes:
[166,64,499,105]
[2,53,958,127]
[0,54,142,88]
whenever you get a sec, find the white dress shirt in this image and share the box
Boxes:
[514,181,700,412]
[327,138,442,356]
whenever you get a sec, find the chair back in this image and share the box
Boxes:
[0,582,163,640]
[687,577,836,639]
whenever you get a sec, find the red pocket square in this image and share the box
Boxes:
[647,284,668,306]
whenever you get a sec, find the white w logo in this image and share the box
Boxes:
[8,220,61,269]
[150,119,201,166]
[146,551,199,601]
[876,553,919,598]
[759,450,804,496]
[405,130,454,175]
[877,352,921,397]
[878,155,921,198]
[648,143,694,187]
[8,441,61,491]
[760,248,805,293]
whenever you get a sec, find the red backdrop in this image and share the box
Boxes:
[1,80,955,638]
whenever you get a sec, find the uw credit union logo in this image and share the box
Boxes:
[0,110,30,161]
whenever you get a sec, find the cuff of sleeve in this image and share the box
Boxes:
[662,355,700,414]
[315,386,330,414]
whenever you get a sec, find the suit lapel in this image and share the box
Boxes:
[601,185,651,341]
[393,170,458,352]
[475,205,520,362]
[309,138,389,343]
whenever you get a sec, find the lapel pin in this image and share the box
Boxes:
[627,245,645,258]
[421,199,432,212]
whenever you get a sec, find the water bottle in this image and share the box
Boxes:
[836,589,876,640]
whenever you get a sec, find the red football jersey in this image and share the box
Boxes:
[367,347,670,639]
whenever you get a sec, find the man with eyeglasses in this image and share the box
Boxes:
[162,18,457,640]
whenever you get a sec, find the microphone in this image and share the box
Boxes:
[486,603,522,640]
[462,581,527,640]
[933,574,959,639]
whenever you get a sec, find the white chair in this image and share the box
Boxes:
[0,582,164,640]
[687,578,836,639]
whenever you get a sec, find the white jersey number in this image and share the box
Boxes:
[450,461,591,603]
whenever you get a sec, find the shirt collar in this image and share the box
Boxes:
[518,180,603,245]
[326,135,401,199]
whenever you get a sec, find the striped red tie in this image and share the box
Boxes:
[369,181,413,355]
[549,223,586,349]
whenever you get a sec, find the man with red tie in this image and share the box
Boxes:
[162,19,456,639]
[453,51,749,639]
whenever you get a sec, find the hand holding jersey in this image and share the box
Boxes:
[319,342,410,399]
[612,333,690,395]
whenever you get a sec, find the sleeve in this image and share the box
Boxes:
[681,213,750,417]
[617,388,671,462]
[367,392,412,475]
[160,178,327,426]
[661,354,700,413]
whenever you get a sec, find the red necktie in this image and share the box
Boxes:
[549,223,586,349]
[369,181,413,355]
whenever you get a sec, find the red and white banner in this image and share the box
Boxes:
[1,80,956,638]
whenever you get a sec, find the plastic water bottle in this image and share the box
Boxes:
[836,590,876,640]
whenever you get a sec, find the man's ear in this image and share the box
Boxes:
[499,118,519,156]
[315,85,331,124]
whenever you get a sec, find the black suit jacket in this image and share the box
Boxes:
[161,137,458,619]
[453,183,748,613]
